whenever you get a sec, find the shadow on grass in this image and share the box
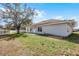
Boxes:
[64,33,79,44]
[35,32,79,44]
[0,33,27,41]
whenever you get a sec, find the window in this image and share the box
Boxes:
[38,27,42,32]
[30,28,32,32]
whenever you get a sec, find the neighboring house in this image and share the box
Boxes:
[0,26,9,35]
[26,19,76,37]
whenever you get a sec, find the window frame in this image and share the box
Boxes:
[38,27,42,32]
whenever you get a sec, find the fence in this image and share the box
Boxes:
[0,30,9,35]
[0,30,26,35]
[10,30,26,34]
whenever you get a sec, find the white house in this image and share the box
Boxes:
[0,27,9,35]
[26,19,76,37]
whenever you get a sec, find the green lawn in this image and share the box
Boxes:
[0,32,79,56]
[15,32,79,56]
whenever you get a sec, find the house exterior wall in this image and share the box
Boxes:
[26,23,73,37]
[41,24,72,37]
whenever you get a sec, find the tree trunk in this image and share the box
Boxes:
[16,26,20,34]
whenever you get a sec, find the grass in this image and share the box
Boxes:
[0,32,79,56]
[15,32,79,56]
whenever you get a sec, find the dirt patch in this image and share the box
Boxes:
[0,39,30,56]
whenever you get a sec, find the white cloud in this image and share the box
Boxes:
[34,9,46,18]
[34,10,41,17]
[33,9,47,23]
[53,16,64,20]
[52,16,78,20]
[0,8,5,11]
[68,16,77,20]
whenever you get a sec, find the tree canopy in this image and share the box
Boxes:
[0,3,37,33]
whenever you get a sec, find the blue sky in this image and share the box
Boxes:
[27,3,79,28]
[28,3,79,20]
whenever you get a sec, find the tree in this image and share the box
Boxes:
[0,3,36,34]
[65,19,76,27]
